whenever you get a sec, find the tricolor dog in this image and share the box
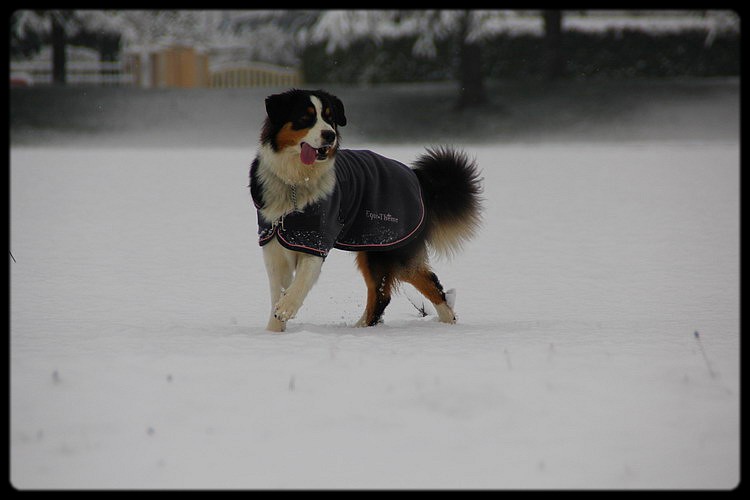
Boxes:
[250,89,482,332]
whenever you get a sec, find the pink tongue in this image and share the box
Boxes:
[300,143,317,165]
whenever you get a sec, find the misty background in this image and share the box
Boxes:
[9,10,740,148]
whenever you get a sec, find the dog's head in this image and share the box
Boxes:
[261,89,347,166]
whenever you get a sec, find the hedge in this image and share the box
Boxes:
[301,29,739,83]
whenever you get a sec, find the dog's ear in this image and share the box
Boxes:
[265,92,293,126]
[316,90,347,127]
[329,94,347,127]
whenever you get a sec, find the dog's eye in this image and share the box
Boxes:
[290,104,319,129]
[295,114,314,128]
[321,108,337,129]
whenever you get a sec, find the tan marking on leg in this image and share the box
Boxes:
[355,253,394,327]
[400,266,457,324]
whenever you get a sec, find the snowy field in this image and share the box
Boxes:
[10,85,739,490]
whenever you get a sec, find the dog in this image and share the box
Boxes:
[249,88,482,332]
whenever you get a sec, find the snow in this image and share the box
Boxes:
[10,138,739,489]
[306,10,738,56]
[562,11,740,36]
[10,140,739,489]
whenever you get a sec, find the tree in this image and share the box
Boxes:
[543,10,564,80]
[221,10,320,66]
[456,10,486,107]
[307,10,525,109]
[114,10,226,50]
[11,10,124,84]
[49,13,66,84]
[12,10,71,84]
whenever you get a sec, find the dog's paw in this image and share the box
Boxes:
[435,303,457,324]
[267,316,286,332]
[353,311,384,328]
[273,294,301,322]
[353,317,368,328]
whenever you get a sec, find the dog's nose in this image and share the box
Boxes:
[321,130,336,145]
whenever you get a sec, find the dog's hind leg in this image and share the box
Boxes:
[402,266,457,324]
[354,252,395,327]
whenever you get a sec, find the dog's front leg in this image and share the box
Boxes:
[273,252,324,326]
[263,240,294,332]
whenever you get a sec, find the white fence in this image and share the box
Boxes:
[210,65,302,89]
[10,60,135,86]
[10,59,303,88]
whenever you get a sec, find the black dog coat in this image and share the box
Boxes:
[252,149,425,258]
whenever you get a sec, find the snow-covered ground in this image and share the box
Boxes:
[10,84,739,489]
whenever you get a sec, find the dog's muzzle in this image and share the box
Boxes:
[316,145,332,160]
[301,142,333,165]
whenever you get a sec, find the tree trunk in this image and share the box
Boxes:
[51,14,67,85]
[457,11,486,109]
[543,10,564,80]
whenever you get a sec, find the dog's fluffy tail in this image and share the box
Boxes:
[412,147,483,259]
